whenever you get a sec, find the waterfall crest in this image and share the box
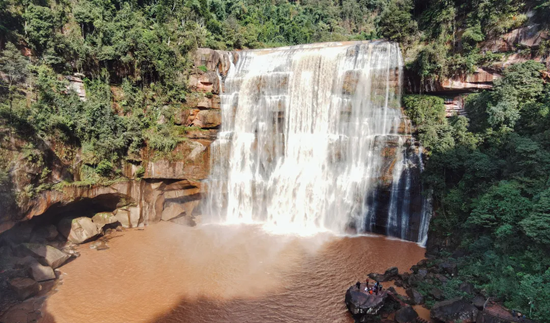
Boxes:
[203,41,430,242]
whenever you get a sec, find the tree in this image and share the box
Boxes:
[378,0,417,43]
[521,188,550,245]
[0,42,28,129]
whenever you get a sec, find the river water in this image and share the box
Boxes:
[41,222,424,323]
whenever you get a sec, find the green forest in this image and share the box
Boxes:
[1,0,550,320]
[404,60,550,320]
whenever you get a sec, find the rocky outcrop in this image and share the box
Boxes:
[8,278,41,301]
[143,142,210,180]
[58,217,101,244]
[0,48,225,235]
[345,285,388,321]
[27,258,56,282]
[192,48,234,77]
[369,267,400,282]
[406,24,550,120]
[406,288,424,305]
[0,176,204,235]
[66,75,86,101]
[20,243,70,269]
[431,298,479,323]
[482,24,549,53]
[395,306,419,323]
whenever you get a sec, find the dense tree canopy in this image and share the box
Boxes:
[404,62,550,320]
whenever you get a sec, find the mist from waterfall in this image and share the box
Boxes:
[203,41,430,242]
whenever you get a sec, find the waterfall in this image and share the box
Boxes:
[204,41,429,241]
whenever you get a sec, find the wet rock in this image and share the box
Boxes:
[9,277,41,300]
[430,287,445,301]
[406,288,424,305]
[385,267,399,279]
[345,286,388,321]
[28,260,55,282]
[431,298,479,323]
[89,240,109,251]
[91,212,118,228]
[395,306,418,323]
[58,217,101,244]
[21,243,70,269]
[369,267,399,282]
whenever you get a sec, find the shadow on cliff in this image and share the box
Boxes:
[0,110,74,228]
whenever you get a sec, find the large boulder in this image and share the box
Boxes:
[431,298,479,323]
[91,212,118,228]
[369,267,400,282]
[9,277,41,300]
[27,259,56,282]
[345,286,388,322]
[395,306,419,323]
[406,288,424,305]
[21,243,71,269]
[472,296,486,310]
[58,217,101,244]
[115,207,140,228]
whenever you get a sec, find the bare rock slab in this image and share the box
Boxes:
[28,261,56,282]
[9,277,41,300]
[21,243,71,269]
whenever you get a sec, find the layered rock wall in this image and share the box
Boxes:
[405,23,550,117]
[0,48,231,235]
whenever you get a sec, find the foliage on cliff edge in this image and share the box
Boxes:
[404,61,550,320]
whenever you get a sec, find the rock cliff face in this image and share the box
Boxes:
[405,23,550,116]
[2,44,429,241]
[3,27,548,236]
[0,48,230,235]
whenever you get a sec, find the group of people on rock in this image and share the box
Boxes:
[355,279,383,295]
[512,310,527,320]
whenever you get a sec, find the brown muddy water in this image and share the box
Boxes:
[41,222,425,323]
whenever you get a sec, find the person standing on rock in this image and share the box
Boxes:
[356,281,361,290]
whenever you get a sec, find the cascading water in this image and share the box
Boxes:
[204,41,430,242]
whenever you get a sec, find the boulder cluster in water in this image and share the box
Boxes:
[0,211,132,322]
[345,262,536,323]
